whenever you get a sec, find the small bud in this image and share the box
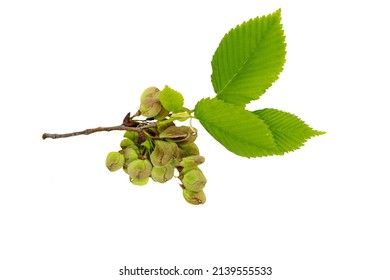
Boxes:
[182,169,207,192]
[130,177,149,186]
[140,87,162,118]
[127,159,152,180]
[150,140,178,166]
[178,155,205,167]
[183,189,206,205]
[159,126,197,145]
[124,131,139,142]
[120,138,134,149]
[151,164,175,183]
[105,152,125,172]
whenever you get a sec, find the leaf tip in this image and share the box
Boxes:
[314,130,326,136]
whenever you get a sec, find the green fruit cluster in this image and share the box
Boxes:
[105,87,207,205]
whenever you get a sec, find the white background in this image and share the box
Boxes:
[1,0,389,279]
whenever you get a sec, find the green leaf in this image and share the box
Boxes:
[194,98,279,157]
[159,85,184,113]
[211,9,286,106]
[253,109,325,153]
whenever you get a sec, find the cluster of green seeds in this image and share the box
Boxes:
[105,87,207,205]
